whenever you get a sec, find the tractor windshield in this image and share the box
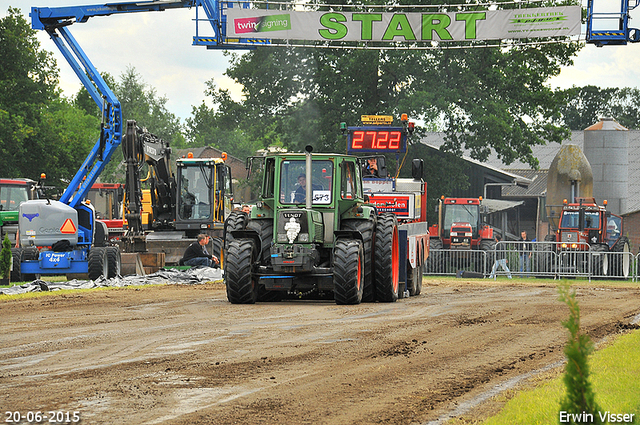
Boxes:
[443,204,479,233]
[280,160,333,205]
[560,211,600,229]
[0,185,29,212]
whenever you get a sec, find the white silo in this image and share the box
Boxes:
[583,117,629,215]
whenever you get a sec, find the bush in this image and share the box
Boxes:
[0,235,12,280]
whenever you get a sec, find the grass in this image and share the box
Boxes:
[463,329,640,425]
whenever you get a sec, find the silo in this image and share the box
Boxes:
[546,145,593,231]
[583,117,629,215]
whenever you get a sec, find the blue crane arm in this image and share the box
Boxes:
[29,0,238,208]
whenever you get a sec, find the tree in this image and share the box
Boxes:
[0,8,98,191]
[217,38,580,167]
[185,79,265,160]
[559,86,618,130]
[92,67,185,182]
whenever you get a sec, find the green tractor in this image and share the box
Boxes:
[224,146,401,305]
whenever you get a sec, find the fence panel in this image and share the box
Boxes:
[424,241,636,280]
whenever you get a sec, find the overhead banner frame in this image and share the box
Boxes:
[224,6,581,45]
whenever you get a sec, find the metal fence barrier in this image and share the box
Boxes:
[425,241,636,281]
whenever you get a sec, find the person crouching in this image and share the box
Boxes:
[182,234,220,268]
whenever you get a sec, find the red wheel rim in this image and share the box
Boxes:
[392,227,399,292]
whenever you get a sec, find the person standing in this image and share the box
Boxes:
[518,230,531,277]
[182,234,219,268]
[489,234,512,279]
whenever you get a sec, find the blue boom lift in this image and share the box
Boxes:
[17,0,262,279]
[586,0,640,45]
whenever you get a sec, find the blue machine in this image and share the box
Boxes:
[18,1,261,279]
[586,0,640,45]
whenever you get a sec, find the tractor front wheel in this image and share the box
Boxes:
[333,239,364,305]
[225,239,258,304]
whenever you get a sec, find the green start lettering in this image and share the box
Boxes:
[319,13,348,39]
[456,12,486,39]
[352,13,382,40]
[421,14,452,40]
[382,14,417,40]
[318,11,488,41]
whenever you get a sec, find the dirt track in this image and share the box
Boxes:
[1,279,639,425]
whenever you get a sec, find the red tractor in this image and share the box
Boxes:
[542,197,630,277]
[427,197,494,273]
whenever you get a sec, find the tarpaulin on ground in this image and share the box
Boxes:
[0,267,223,296]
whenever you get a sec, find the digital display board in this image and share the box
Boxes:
[346,127,407,154]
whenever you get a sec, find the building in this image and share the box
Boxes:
[421,118,640,250]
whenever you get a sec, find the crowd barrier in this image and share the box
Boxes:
[424,241,636,281]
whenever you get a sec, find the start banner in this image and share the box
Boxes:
[225,6,581,42]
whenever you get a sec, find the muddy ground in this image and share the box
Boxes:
[1,279,639,425]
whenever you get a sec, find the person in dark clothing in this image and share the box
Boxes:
[294,175,322,203]
[182,234,219,268]
[363,158,380,177]
[518,230,531,276]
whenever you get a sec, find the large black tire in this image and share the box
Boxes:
[223,211,248,250]
[407,260,422,296]
[589,243,607,277]
[88,247,108,280]
[341,218,375,302]
[333,239,364,305]
[246,219,279,302]
[210,236,223,260]
[479,238,496,275]
[17,247,40,282]
[94,220,108,247]
[609,236,631,278]
[426,238,443,274]
[246,218,274,265]
[374,213,399,302]
[106,246,121,279]
[11,248,23,282]
[225,239,258,304]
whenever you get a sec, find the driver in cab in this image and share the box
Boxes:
[294,174,322,203]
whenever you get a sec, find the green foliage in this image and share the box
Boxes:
[559,86,640,130]
[96,67,184,182]
[557,283,602,424]
[0,8,99,192]
[0,235,11,279]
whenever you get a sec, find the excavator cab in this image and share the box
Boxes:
[174,157,234,236]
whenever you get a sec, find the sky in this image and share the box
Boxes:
[4,0,640,122]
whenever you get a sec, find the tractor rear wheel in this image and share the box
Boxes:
[426,238,443,274]
[609,236,631,278]
[88,247,108,280]
[479,238,496,275]
[225,239,258,304]
[333,239,364,305]
[374,213,399,302]
[589,243,607,277]
[341,218,375,302]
